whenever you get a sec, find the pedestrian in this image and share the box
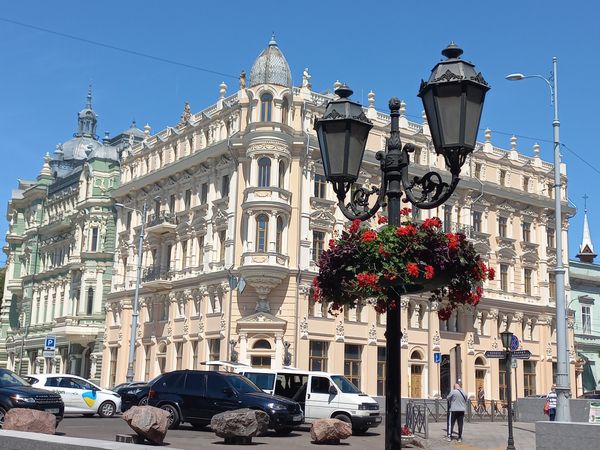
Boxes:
[546,384,557,421]
[446,382,468,442]
[477,386,485,413]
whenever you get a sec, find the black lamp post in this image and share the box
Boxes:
[500,330,516,450]
[314,44,489,450]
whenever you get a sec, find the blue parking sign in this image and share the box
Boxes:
[433,352,441,364]
[44,336,56,350]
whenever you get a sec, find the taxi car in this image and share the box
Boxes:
[25,374,121,417]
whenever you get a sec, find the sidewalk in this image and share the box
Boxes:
[420,421,536,450]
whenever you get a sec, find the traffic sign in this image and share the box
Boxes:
[512,359,518,369]
[433,352,441,364]
[512,350,531,360]
[43,350,55,358]
[485,350,505,358]
[44,336,56,351]
[510,335,520,352]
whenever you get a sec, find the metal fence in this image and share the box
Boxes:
[406,401,429,439]
[405,399,510,424]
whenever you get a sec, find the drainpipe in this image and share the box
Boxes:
[226,131,240,361]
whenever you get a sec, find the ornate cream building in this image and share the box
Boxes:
[102,37,576,400]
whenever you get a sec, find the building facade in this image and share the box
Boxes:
[570,207,600,394]
[101,37,576,400]
[0,90,143,382]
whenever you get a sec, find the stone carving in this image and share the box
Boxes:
[400,298,410,310]
[302,68,311,89]
[198,314,205,335]
[335,322,344,342]
[546,342,553,360]
[239,70,246,90]
[220,313,226,335]
[513,312,523,323]
[300,317,308,339]
[401,328,408,349]
[166,321,172,336]
[491,337,499,350]
[467,333,475,355]
[432,331,441,350]
[368,324,377,345]
[183,318,189,335]
[180,101,192,123]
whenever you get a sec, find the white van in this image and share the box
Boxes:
[237,367,381,434]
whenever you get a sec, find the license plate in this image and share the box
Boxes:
[293,414,303,422]
[374,416,382,422]
[45,408,59,414]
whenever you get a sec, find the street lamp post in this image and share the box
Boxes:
[501,330,516,450]
[314,44,489,450]
[507,57,570,422]
[115,202,148,383]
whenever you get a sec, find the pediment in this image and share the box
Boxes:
[237,312,287,331]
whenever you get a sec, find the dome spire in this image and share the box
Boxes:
[577,194,597,263]
[75,85,98,139]
[269,32,277,46]
[86,84,93,109]
[249,35,292,88]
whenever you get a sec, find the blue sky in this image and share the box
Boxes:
[0,0,598,263]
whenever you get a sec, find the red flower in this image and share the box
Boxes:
[357,272,379,288]
[362,230,378,242]
[328,239,336,249]
[406,263,419,278]
[424,265,435,280]
[349,219,362,234]
[400,208,412,216]
[421,217,442,230]
[378,244,390,258]
[396,225,417,236]
[378,216,388,224]
[446,233,460,251]
[488,267,496,280]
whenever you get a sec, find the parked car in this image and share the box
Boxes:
[233,366,381,434]
[26,374,121,417]
[0,368,64,427]
[117,379,158,412]
[147,369,304,433]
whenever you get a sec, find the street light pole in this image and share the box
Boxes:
[506,58,570,421]
[501,329,516,450]
[116,202,147,383]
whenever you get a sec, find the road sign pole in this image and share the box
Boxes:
[506,351,516,450]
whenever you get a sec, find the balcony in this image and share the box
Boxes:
[52,315,103,337]
[6,278,23,295]
[141,265,173,291]
[146,212,178,235]
[242,187,292,213]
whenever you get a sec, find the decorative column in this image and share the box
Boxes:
[95,269,104,314]
[274,333,284,370]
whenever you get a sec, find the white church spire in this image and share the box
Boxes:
[577,195,596,263]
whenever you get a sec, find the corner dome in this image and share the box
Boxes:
[249,34,292,88]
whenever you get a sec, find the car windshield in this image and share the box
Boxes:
[331,375,362,394]
[228,375,262,394]
[244,372,275,391]
[0,370,30,388]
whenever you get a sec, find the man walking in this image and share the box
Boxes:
[546,385,557,421]
[446,382,468,442]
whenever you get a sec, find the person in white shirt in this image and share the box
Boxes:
[446,382,468,442]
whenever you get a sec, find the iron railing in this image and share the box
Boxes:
[406,401,429,439]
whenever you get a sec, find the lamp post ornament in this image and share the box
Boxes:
[314,43,489,450]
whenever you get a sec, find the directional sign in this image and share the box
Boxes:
[433,352,441,364]
[510,335,520,352]
[512,350,532,360]
[44,336,56,351]
[43,350,55,358]
[485,350,506,358]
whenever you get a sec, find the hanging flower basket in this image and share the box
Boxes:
[312,209,494,319]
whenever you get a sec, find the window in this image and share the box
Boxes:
[198,236,205,264]
[499,170,506,186]
[523,176,529,192]
[582,306,592,334]
[377,347,386,396]
[169,194,176,213]
[201,183,208,204]
[522,222,531,243]
[154,199,161,216]
[524,268,532,295]
[256,215,269,252]
[314,174,327,198]
[144,345,152,381]
[278,160,285,189]
[219,231,226,261]
[311,376,332,394]
[548,183,553,198]
[86,288,94,315]
[191,340,198,370]
[498,216,507,238]
[207,373,230,399]
[344,344,362,389]
[499,358,507,401]
[222,175,229,197]
[251,355,271,368]
[160,299,169,321]
[184,189,191,210]
[547,228,555,249]
[181,240,188,269]
[523,361,536,397]
[109,348,118,388]
[260,93,273,121]
[276,216,284,253]
[312,231,325,262]
[165,244,172,272]
[500,264,509,292]
[474,163,482,179]
[549,273,556,301]
[472,211,482,232]
[309,341,328,372]
[126,211,132,229]
[443,206,452,232]
[281,97,289,125]
[413,147,421,164]
[90,227,98,251]
[258,157,271,187]
[208,339,221,367]
[175,342,183,370]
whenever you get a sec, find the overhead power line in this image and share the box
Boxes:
[0,16,238,80]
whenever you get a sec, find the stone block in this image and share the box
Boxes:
[2,408,56,435]
[310,418,352,444]
[122,405,169,444]
[210,408,269,445]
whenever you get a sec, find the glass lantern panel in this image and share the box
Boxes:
[346,121,370,181]
[323,121,349,179]
[464,85,485,150]
[435,83,462,147]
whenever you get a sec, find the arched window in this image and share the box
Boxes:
[278,160,286,189]
[260,93,273,122]
[475,357,486,366]
[256,214,269,252]
[276,216,284,253]
[282,97,289,125]
[253,339,272,350]
[86,288,94,315]
[410,350,423,360]
[258,157,271,187]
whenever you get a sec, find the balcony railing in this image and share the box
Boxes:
[142,266,173,283]
[146,212,179,229]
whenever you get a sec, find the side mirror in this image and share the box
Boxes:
[328,385,338,396]
[223,387,235,397]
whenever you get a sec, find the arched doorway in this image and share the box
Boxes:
[410,350,425,398]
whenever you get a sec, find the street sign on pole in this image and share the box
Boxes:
[485,350,506,358]
[512,350,532,360]
[510,335,520,352]
[44,336,56,351]
[433,352,441,364]
[512,358,518,369]
[43,350,55,358]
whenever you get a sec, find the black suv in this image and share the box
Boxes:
[114,380,154,412]
[0,368,64,427]
[147,370,303,433]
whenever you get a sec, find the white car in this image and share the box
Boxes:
[25,374,121,417]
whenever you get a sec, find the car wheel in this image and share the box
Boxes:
[160,404,180,429]
[138,396,148,406]
[0,406,7,428]
[273,426,293,435]
[332,412,352,429]
[98,401,116,418]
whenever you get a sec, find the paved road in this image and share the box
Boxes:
[56,415,537,449]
